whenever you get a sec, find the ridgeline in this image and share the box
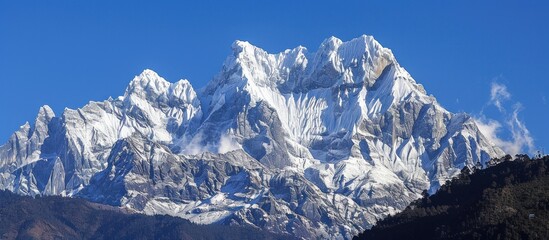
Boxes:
[0,190,290,240]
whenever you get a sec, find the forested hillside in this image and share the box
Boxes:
[355,155,549,240]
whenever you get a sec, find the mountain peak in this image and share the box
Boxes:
[317,35,383,54]
[354,34,378,43]
[170,79,200,106]
[37,105,55,120]
[140,68,158,76]
[231,40,255,52]
[320,36,343,50]
[133,69,164,84]
[230,40,270,64]
[125,69,171,99]
[219,35,395,92]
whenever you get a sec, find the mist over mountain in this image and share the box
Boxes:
[0,35,504,239]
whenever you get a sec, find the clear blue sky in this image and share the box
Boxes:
[1,1,548,154]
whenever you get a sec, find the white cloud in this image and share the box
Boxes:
[179,132,241,155]
[217,134,241,154]
[474,116,503,146]
[507,103,535,154]
[474,111,533,155]
[542,95,547,105]
[489,82,511,112]
[475,82,535,155]
[181,132,209,155]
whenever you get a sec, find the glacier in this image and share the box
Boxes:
[0,35,504,239]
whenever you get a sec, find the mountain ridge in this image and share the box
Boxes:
[0,35,504,239]
[0,189,290,240]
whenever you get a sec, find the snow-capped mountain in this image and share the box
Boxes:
[0,35,504,239]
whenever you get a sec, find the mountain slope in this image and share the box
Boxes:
[354,155,549,240]
[0,190,290,240]
[0,35,504,239]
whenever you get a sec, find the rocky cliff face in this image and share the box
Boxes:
[0,35,504,239]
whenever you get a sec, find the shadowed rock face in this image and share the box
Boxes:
[0,35,504,239]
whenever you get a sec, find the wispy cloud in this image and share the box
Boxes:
[489,82,511,112]
[475,81,535,155]
[507,103,535,154]
[542,95,547,105]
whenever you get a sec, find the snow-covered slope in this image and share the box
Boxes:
[0,35,504,239]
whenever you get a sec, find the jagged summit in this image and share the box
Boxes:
[125,69,171,99]
[0,35,504,239]
[222,35,396,92]
[231,40,257,53]
[37,105,55,119]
